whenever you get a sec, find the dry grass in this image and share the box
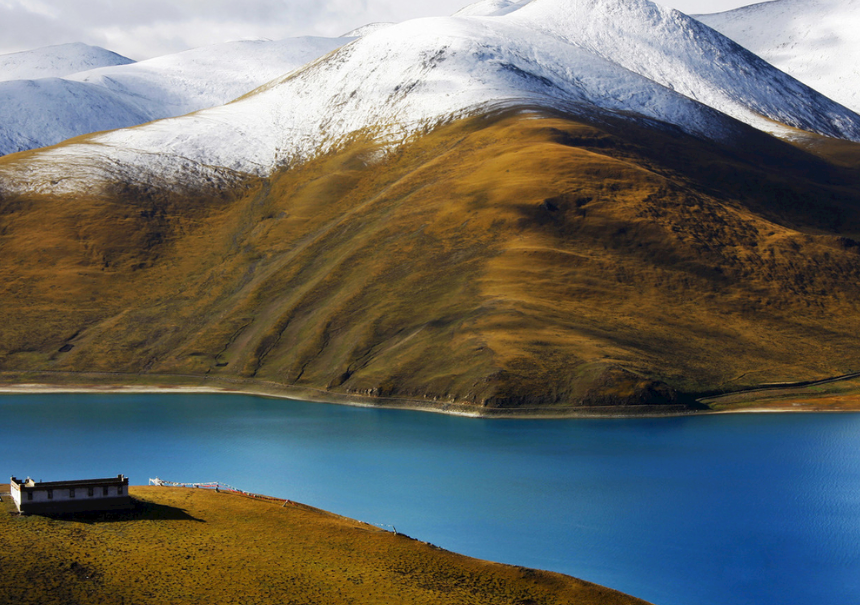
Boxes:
[0,485,651,605]
[2,107,860,412]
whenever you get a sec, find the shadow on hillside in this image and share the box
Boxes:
[42,498,204,524]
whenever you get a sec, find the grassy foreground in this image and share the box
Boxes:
[0,485,651,605]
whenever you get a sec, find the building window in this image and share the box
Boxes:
[69,488,75,498]
[88,487,94,497]
[47,489,53,500]
[27,492,33,501]
[117,486,124,495]
[103,486,109,496]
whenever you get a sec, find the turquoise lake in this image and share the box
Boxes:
[1,393,859,605]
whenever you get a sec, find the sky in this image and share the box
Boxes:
[0,0,760,61]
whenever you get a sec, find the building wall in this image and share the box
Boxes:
[21,483,126,505]
[10,477,131,514]
[10,481,21,510]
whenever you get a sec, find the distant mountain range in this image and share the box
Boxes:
[2,0,859,414]
[0,38,350,156]
[3,0,859,194]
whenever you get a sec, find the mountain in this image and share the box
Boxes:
[2,0,860,413]
[697,0,860,113]
[3,107,860,412]
[0,37,349,156]
[503,0,860,140]
[0,42,133,82]
[3,0,859,196]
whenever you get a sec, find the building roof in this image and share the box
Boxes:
[11,475,127,488]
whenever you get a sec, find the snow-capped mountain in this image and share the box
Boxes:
[504,0,860,139]
[3,0,860,196]
[697,0,860,113]
[0,36,349,156]
[0,42,133,82]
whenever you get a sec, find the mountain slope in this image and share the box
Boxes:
[0,42,133,82]
[0,78,154,156]
[3,0,860,413]
[0,37,349,156]
[4,0,859,197]
[2,108,860,412]
[697,0,860,113]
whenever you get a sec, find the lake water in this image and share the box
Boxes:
[1,393,858,605]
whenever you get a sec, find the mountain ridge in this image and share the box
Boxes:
[3,0,859,199]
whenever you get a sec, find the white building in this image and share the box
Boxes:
[10,475,131,514]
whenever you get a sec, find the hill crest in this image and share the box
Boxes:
[0,42,133,82]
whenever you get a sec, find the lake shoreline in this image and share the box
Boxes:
[0,380,696,419]
[2,371,859,417]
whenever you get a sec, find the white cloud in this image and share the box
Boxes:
[3,0,59,18]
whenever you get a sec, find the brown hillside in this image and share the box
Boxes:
[2,108,860,412]
[0,485,652,605]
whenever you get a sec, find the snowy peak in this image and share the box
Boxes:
[697,0,860,113]
[505,0,860,141]
[0,42,134,82]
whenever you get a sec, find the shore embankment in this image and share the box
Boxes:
[2,370,860,417]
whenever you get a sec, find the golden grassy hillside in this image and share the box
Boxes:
[0,485,652,605]
[2,108,860,412]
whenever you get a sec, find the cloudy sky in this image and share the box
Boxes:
[0,0,757,60]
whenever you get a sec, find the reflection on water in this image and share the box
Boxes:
[2,393,859,605]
